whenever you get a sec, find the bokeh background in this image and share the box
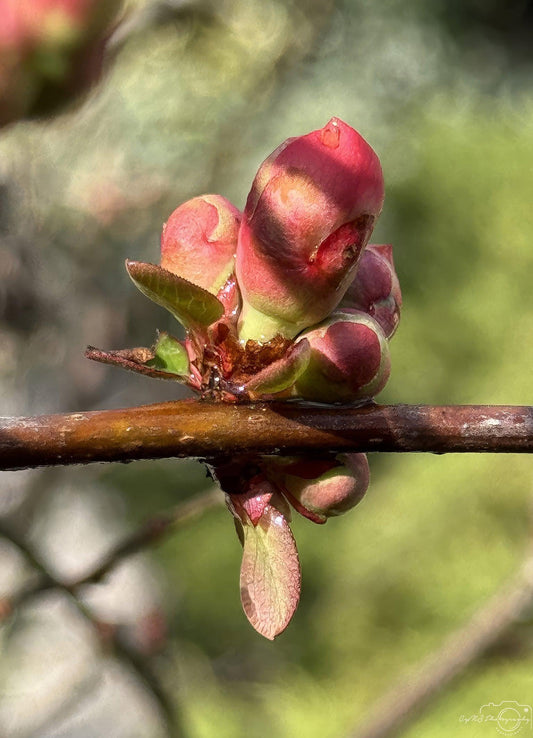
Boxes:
[1,1,533,736]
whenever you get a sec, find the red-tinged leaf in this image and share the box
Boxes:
[231,488,272,527]
[278,484,327,525]
[126,260,224,330]
[240,504,301,640]
[244,338,311,398]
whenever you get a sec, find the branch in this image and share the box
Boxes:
[349,550,533,738]
[0,491,221,736]
[107,0,209,54]
[0,523,178,733]
[69,488,222,588]
[0,489,221,612]
[0,402,532,470]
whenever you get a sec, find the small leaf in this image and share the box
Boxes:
[85,345,189,382]
[240,504,301,640]
[126,260,224,329]
[244,339,311,397]
[148,332,189,376]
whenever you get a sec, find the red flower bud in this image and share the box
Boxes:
[160,194,241,296]
[267,453,369,523]
[293,310,390,402]
[0,0,122,127]
[236,117,384,341]
[340,244,402,338]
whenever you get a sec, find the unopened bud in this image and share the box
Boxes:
[267,454,369,522]
[293,310,390,402]
[340,244,401,338]
[0,0,123,126]
[161,194,241,296]
[236,118,384,342]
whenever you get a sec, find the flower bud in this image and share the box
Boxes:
[0,0,122,127]
[160,194,241,296]
[340,244,402,338]
[236,117,385,342]
[293,310,390,402]
[267,454,369,522]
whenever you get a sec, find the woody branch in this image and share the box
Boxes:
[0,401,532,471]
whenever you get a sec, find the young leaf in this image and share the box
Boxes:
[85,345,189,382]
[240,504,301,640]
[125,260,224,330]
[244,338,311,398]
[148,332,190,376]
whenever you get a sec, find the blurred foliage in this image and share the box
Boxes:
[0,0,533,736]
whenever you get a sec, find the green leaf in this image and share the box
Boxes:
[126,260,224,329]
[244,338,311,397]
[148,332,189,376]
[240,504,301,640]
[85,345,189,382]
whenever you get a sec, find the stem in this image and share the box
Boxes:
[0,523,179,734]
[238,301,298,342]
[350,549,533,738]
[0,402,532,471]
[69,488,222,588]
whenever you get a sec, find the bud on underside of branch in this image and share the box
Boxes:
[264,453,370,523]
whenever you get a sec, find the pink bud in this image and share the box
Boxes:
[0,1,93,49]
[236,117,384,341]
[293,310,390,402]
[160,194,241,296]
[340,244,402,338]
[267,454,369,522]
[0,0,122,126]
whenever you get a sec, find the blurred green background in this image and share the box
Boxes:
[0,1,532,736]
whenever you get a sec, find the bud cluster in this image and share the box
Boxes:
[88,117,402,638]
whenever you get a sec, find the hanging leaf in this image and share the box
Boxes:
[244,338,311,398]
[125,260,224,330]
[239,503,301,640]
[148,332,190,376]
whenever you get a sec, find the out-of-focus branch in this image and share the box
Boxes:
[69,487,222,587]
[0,402,532,471]
[108,0,212,53]
[0,522,177,732]
[0,488,222,613]
[350,549,533,738]
[0,489,223,735]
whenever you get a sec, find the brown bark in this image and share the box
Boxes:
[0,402,532,470]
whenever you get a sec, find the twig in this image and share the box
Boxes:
[0,491,221,736]
[69,487,222,588]
[23,667,103,738]
[0,402,532,471]
[0,523,177,728]
[349,551,533,738]
[0,488,221,611]
[107,0,208,53]
[2,583,178,731]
